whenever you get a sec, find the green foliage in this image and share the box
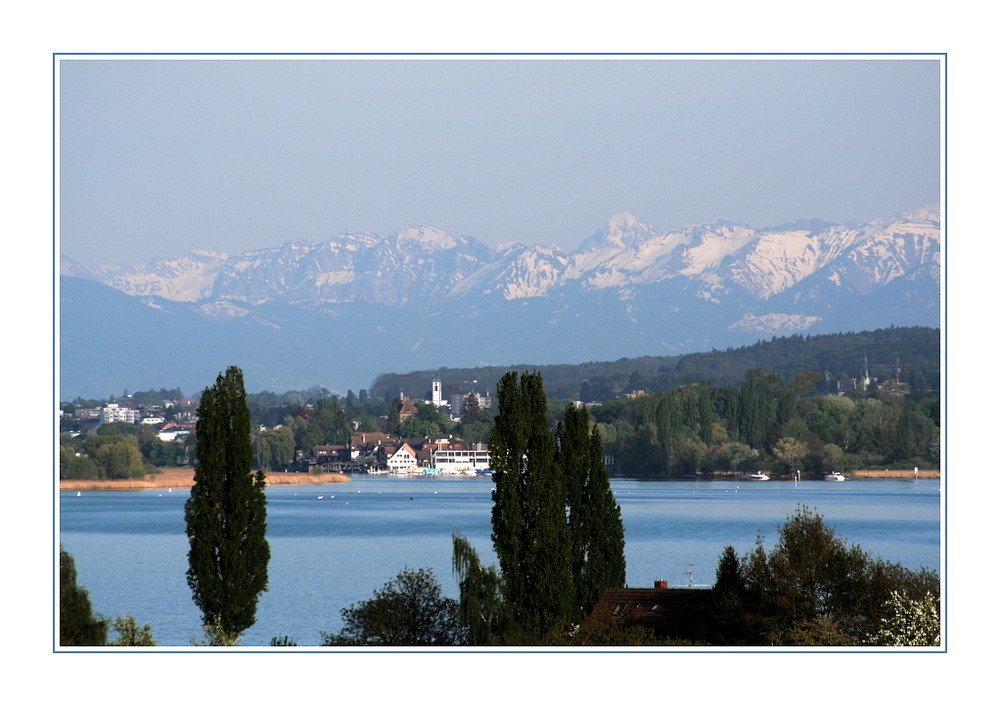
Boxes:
[460,393,485,425]
[185,366,269,643]
[322,567,466,646]
[193,620,242,646]
[253,426,296,471]
[108,615,156,646]
[284,396,353,454]
[59,444,101,480]
[490,371,574,636]
[478,373,627,643]
[360,328,940,478]
[81,434,146,479]
[707,507,940,646]
[452,534,510,645]
[59,547,108,646]
[593,380,939,478]
[371,327,939,403]
[558,405,627,618]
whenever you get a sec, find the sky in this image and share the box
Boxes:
[57,55,942,266]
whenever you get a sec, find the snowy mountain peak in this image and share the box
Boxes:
[577,212,661,253]
[394,225,463,251]
[900,204,940,223]
[68,208,939,317]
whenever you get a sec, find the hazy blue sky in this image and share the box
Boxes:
[58,56,941,266]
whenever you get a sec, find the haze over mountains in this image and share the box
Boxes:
[60,207,941,400]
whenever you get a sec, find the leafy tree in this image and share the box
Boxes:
[714,506,940,645]
[82,434,146,479]
[108,615,156,646]
[185,366,269,645]
[95,439,146,479]
[771,436,808,476]
[490,371,574,637]
[59,546,108,646]
[289,396,352,452]
[452,534,509,645]
[322,568,465,646]
[253,426,296,471]
[865,591,940,646]
[399,417,442,438]
[59,444,101,480]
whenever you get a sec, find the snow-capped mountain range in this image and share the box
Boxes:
[59,207,940,399]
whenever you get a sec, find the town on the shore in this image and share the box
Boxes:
[62,378,496,476]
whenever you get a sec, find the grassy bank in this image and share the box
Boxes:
[59,467,351,491]
[850,468,940,479]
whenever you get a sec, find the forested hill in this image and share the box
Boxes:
[371,327,940,403]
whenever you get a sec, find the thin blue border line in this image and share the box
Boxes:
[941,51,948,653]
[52,51,947,57]
[52,51,947,654]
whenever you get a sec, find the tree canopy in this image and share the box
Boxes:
[706,506,940,646]
[185,365,269,644]
[59,546,107,646]
[322,567,465,646]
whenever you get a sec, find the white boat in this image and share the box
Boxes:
[825,472,847,482]
[747,471,770,481]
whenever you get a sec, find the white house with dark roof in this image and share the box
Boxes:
[386,443,419,474]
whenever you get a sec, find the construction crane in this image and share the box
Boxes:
[860,354,907,389]
[867,356,906,380]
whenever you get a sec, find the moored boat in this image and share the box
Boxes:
[825,471,847,482]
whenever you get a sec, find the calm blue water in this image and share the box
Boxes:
[58,476,941,647]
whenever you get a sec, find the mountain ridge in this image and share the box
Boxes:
[59,207,940,400]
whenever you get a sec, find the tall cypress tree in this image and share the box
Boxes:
[490,371,573,637]
[185,366,269,644]
[558,405,626,619]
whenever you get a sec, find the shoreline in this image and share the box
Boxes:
[848,468,939,479]
[59,467,351,491]
[59,466,939,491]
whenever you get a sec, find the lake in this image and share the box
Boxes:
[58,475,942,647]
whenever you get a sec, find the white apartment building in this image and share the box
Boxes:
[101,403,139,424]
[432,444,491,473]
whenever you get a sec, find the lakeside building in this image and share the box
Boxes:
[386,443,419,473]
[311,435,491,475]
[431,443,491,474]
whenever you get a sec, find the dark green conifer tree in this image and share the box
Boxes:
[558,405,626,619]
[579,422,627,612]
[185,366,269,645]
[490,371,573,637]
[59,546,108,646]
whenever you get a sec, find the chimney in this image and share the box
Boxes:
[653,580,668,589]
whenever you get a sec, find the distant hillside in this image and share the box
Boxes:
[370,326,940,403]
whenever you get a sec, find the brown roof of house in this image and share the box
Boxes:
[350,433,391,448]
[586,586,714,639]
[313,445,349,458]
[399,397,418,418]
